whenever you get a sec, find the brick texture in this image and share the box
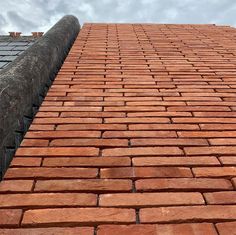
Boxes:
[0,23,236,231]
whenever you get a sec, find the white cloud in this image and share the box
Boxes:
[0,0,236,34]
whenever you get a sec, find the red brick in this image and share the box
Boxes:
[209,138,236,145]
[178,131,236,138]
[33,117,102,124]
[105,117,170,123]
[0,193,96,208]
[135,178,233,192]
[200,124,236,130]
[219,157,236,165]
[15,147,99,157]
[43,157,131,167]
[131,138,208,146]
[97,224,217,235]
[29,124,55,131]
[185,146,236,155]
[20,139,49,147]
[102,147,183,157]
[127,111,192,117]
[4,167,98,179]
[0,180,33,192]
[103,130,177,138]
[0,209,22,226]
[216,222,236,235]
[104,106,165,112]
[25,130,101,138]
[22,208,136,226]
[35,179,132,192]
[0,227,94,235]
[101,167,192,178]
[129,124,199,130]
[204,191,236,204]
[56,124,127,130]
[132,156,219,166]
[140,205,236,223]
[193,167,236,178]
[10,158,42,167]
[99,192,204,207]
[173,117,236,123]
[50,138,128,147]
[60,111,126,117]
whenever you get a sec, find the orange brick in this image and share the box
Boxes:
[15,147,99,157]
[22,208,136,226]
[135,178,233,192]
[20,139,49,147]
[50,139,128,147]
[204,191,236,204]
[0,180,33,192]
[132,156,219,166]
[102,147,183,157]
[193,167,236,178]
[97,224,217,235]
[25,130,101,138]
[10,158,42,167]
[103,130,177,138]
[216,222,236,235]
[0,209,22,226]
[4,167,98,179]
[101,167,192,178]
[43,157,131,167]
[35,179,132,192]
[0,227,94,234]
[99,192,204,207]
[131,138,208,146]
[0,193,96,208]
[140,205,236,223]
[56,124,127,130]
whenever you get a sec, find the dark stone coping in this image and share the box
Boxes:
[0,15,80,179]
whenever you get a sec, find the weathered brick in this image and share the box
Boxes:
[20,139,49,147]
[15,147,99,157]
[204,191,236,204]
[50,138,128,147]
[4,167,98,179]
[43,157,131,167]
[101,167,192,178]
[0,209,22,226]
[185,146,236,155]
[35,179,132,192]
[103,130,177,138]
[102,147,183,157]
[99,192,204,207]
[129,124,199,130]
[131,138,208,146]
[56,124,127,130]
[132,156,220,166]
[25,130,101,138]
[216,222,236,235]
[22,208,136,226]
[0,180,33,192]
[140,205,236,223]
[0,193,97,208]
[193,167,236,178]
[0,227,94,235]
[10,158,42,167]
[136,178,233,192]
[97,224,217,235]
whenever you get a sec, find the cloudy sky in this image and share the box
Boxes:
[0,0,236,34]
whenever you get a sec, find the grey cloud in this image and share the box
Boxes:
[0,0,236,35]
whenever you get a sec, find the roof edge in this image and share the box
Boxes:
[0,15,80,179]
